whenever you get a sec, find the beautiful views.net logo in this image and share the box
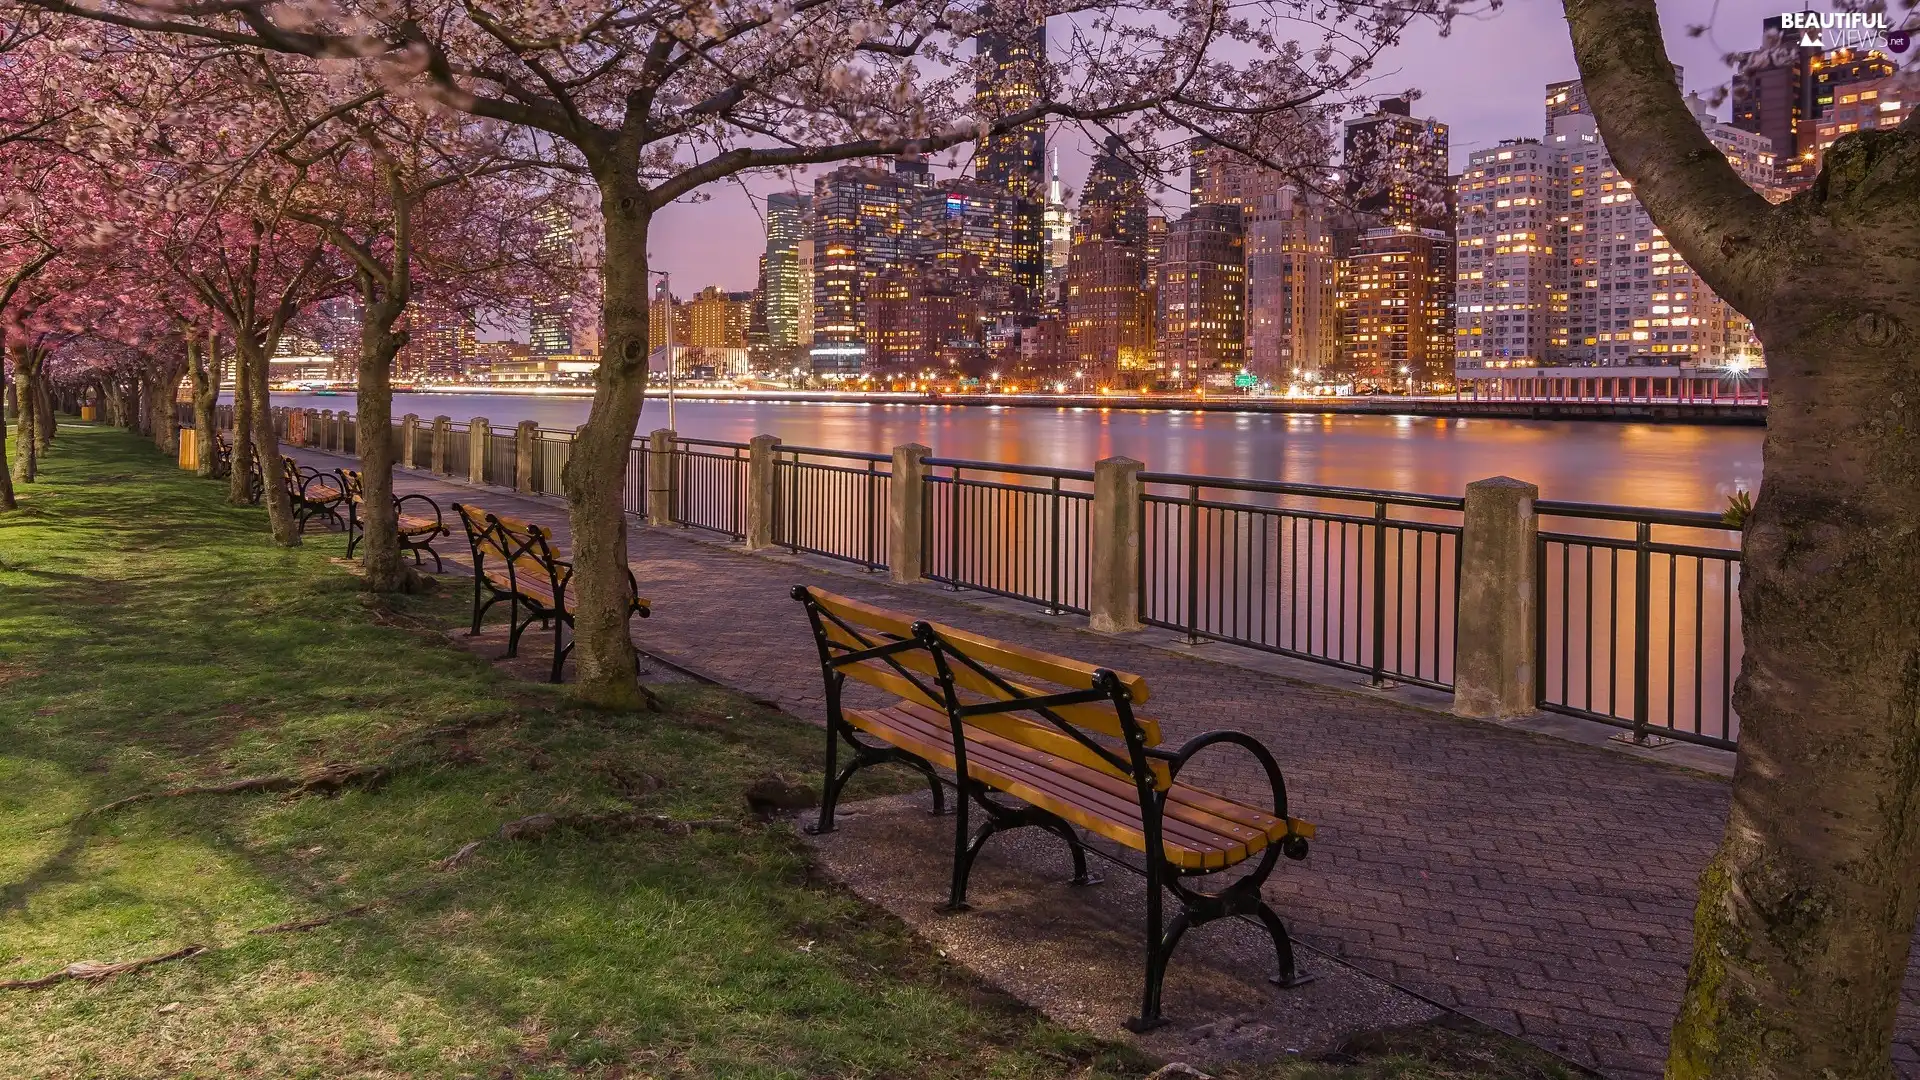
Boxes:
[1779,10,1911,53]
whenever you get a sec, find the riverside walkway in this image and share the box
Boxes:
[287,446,1920,1079]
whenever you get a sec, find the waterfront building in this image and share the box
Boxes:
[761,191,811,370]
[975,8,1047,317]
[867,264,988,375]
[1453,139,1561,374]
[683,286,752,349]
[1733,17,1890,182]
[1064,141,1153,385]
[808,158,931,376]
[1244,187,1337,384]
[1343,95,1450,231]
[914,178,1032,319]
[1156,204,1246,387]
[405,299,479,379]
[529,204,596,366]
[1340,226,1452,390]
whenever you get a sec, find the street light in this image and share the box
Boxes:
[647,268,676,429]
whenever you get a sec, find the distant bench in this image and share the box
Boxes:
[792,585,1315,1031]
[340,469,449,571]
[454,504,651,683]
[283,457,347,533]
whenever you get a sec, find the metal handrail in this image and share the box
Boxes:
[926,456,1096,482]
[1140,471,1467,512]
[1535,499,1734,532]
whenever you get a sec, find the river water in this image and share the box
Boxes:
[268,391,1764,511]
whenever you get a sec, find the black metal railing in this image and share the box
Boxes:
[1534,502,1742,749]
[774,446,890,571]
[443,420,470,478]
[484,430,516,487]
[622,438,649,518]
[672,438,747,539]
[923,459,1093,614]
[1139,475,1463,690]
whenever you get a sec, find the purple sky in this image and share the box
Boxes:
[646,0,1789,293]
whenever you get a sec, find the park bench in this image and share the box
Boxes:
[792,585,1316,1032]
[339,469,449,572]
[453,503,651,683]
[281,456,347,532]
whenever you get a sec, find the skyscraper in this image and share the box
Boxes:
[1244,187,1336,383]
[975,8,1048,317]
[1156,204,1246,386]
[761,191,811,370]
[1340,226,1453,389]
[808,159,930,375]
[1042,150,1074,305]
[1065,137,1153,386]
[914,178,1031,319]
[1342,95,1453,382]
[529,204,582,360]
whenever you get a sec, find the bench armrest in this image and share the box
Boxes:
[393,492,445,532]
[1159,730,1310,860]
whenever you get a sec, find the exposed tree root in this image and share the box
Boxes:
[249,885,437,935]
[75,764,389,820]
[435,808,737,871]
[0,945,207,991]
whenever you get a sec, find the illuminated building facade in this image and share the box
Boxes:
[1156,204,1246,386]
[528,204,596,365]
[809,159,930,375]
[1244,187,1336,383]
[1733,17,1890,182]
[1343,96,1450,231]
[866,265,988,374]
[975,10,1047,317]
[1810,72,1917,163]
[761,191,811,369]
[1064,138,1153,385]
[914,178,1031,319]
[1341,226,1452,389]
[1042,151,1074,306]
[1453,139,1561,373]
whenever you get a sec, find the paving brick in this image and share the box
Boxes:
[292,449,1920,1079]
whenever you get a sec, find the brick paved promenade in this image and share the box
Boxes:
[291,448,1920,1079]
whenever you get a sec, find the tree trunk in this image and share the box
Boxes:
[1666,167,1920,1078]
[35,378,53,449]
[228,344,257,505]
[236,334,298,544]
[0,336,15,511]
[191,332,221,479]
[355,300,423,592]
[11,346,38,484]
[559,183,651,708]
[150,359,186,455]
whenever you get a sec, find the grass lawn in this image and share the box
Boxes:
[0,425,1582,1080]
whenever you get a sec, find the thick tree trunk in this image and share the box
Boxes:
[228,345,257,505]
[355,302,422,592]
[559,184,651,708]
[236,335,298,544]
[191,333,221,479]
[0,339,15,511]
[1667,156,1920,1079]
[11,347,38,484]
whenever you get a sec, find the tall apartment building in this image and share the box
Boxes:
[1187,141,1338,384]
[1453,139,1562,372]
[529,204,595,363]
[761,191,811,370]
[1733,17,1891,181]
[867,265,987,374]
[974,10,1047,317]
[808,159,931,376]
[1065,138,1154,385]
[1342,96,1454,376]
[406,299,478,379]
[1340,226,1452,388]
[1156,204,1246,386]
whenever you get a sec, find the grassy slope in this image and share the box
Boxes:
[0,427,1578,1080]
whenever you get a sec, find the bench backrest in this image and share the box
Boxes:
[793,586,1167,791]
[452,503,566,597]
[340,469,364,502]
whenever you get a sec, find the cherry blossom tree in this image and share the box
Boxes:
[13,0,1460,705]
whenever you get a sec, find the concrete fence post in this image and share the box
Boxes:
[889,443,931,584]
[1453,476,1540,720]
[469,417,490,485]
[319,409,335,450]
[646,428,676,526]
[301,408,318,448]
[430,415,451,475]
[400,413,419,469]
[746,434,782,551]
[1089,457,1145,633]
[515,420,538,494]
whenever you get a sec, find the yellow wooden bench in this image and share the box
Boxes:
[792,585,1315,1031]
[340,469,449,571]
[454,503,651,683]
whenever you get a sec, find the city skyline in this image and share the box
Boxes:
[643,0,1792,293]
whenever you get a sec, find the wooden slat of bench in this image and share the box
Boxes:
[397,514,442,536]
[848,702,1290,870]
